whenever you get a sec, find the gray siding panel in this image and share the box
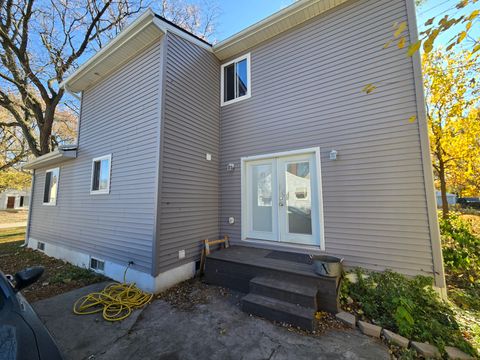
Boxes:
[219,0,435,277]
[29,41,163,273]
[156,33,220,273]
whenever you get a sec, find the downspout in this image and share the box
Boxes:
[23,169,35,247]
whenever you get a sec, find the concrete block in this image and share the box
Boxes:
[382,329,409,348]
[335,311,356,328]
[411,341,441,358]
[445,346,474,359]
[357,320,381,338]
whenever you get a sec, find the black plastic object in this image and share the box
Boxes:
[14,266,44,292]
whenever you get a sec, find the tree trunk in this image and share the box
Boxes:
[438,159,449,219]
[39,105,55,155]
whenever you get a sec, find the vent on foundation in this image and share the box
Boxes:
[37,242,45,251]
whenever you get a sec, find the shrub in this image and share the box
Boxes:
[440,212,480,278]
[341,269,476,356]
[440,212,480,311]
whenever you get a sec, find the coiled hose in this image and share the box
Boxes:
[73,265,153,321]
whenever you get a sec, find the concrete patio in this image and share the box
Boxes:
[33,281,389,360]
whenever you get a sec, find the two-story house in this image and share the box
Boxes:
[24,0,445,306]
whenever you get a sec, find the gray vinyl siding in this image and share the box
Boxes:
[29,41,163,273]
[220,0,435,277]
[155,33,220,273]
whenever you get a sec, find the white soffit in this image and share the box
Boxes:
[213,0,349,61]
[61,10,165,93]
[23,148,77,170]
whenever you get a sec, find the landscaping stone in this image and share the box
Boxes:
[335,311,356,328]
[411,341,441,358]
[445,346,474,360]
[357,320,381,338]
[382,329,409,348]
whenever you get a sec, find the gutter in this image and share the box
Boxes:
[24,169,35,247]
[22,145,77,170]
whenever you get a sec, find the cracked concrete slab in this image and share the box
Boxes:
[33,282,144,360]
[33,282,389,360]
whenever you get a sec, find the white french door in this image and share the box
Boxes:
[243,149,322,247]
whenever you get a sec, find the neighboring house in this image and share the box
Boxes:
[0,190,29,210]
[435,191,457,207]
[24,0,446,295]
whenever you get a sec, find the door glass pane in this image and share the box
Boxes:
[286,161,312,235]
[252,164,272,232]
[236,59,248,97]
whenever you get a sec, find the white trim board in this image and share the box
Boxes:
[220,53,251,107]
[90,154,112,195]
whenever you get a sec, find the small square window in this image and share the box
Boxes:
[91,154,111,194]
[221,53,251,106]
[43,168,59,205]
[90,257,105,272]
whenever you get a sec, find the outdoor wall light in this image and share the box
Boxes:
[227,163,235,171]
[329,150,338,160]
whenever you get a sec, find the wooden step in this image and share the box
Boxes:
[249,276,318,309]
[241,293,316,331]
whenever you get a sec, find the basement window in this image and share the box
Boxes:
[43,168,59,206]
[90,257,105,272]
[90,154,111,195]
[221,53,251,106]
[37,242,45,251]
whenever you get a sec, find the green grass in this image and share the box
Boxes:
[0,226,26,242]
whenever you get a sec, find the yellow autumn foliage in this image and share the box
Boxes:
[423,49,480,199]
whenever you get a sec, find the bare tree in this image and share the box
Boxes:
[0,0,218,165]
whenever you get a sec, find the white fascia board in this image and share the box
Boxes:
[23,148,77,170]
[60,9,163,93]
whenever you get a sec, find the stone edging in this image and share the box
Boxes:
[335,311,474,359]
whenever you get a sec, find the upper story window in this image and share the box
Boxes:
[221,53,251,106]
[90,154,111,195]
[43,168,59,206]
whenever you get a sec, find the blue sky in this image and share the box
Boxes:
[215,0,295,41]
[215,0,479,50]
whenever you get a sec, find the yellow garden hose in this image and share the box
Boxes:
[73,266,153,321]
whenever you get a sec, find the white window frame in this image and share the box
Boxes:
[89,256,105,273]
[220,53,251,107]
[90,154,112,195]
[240,147,325,251]
[43,167,60,206]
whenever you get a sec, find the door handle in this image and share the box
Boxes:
[279,191,286,207]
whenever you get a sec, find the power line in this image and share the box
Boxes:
[417,0,454,17]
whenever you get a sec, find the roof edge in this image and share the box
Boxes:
[60,9,161,92]
[213,0,349,60]
[23,146,78,170]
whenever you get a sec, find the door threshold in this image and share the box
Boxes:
[242,238,324,255]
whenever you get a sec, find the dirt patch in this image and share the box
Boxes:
[0,210,28,224]
[0,230,106,302]
[156,278,228,311]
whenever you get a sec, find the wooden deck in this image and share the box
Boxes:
[204,246,341,313]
